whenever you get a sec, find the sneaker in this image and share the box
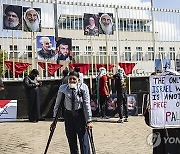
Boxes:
[117,119,123,123]
[124,118,128,122]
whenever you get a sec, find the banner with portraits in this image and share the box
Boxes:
[84,13,99,36]
[99,13,114,35]
[36,36,56,61]
[23,7,41,32]
[127,94,138,116]
[56,37,72,64]
[3,4,22,30]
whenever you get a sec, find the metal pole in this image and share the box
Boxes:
[54,0,58,38]
[12,31,15,79]
[115,7,120,64]
[151,0,156,68]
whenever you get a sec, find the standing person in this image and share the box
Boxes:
[97,67,110,118]
[37,37,56,60]
[99,13,114,35]
[74,66,84,83]
[84,16,99,36]
[23,69,42,123]
[0,78,5,99]
[113,67,128,123]
[61,69,69,84]
[52,71,92,154]
[3,5,22,30]
[23,8,41,32]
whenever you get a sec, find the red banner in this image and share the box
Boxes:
[94,64,114,71]
[5,61,30,75]
[38,62,63,75]
[119,63,136,75]
[69,63,91,75]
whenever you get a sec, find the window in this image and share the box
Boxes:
[26,45,32,51]
[10,45,18,51]
[169,47,175,51]
[86,46,92,51]
[125,47,131,51]
[170,52,175,60]
[148,47,154,51]
[159,47,164,51]
[72,46,80,51]
[0,45,1,50]
[99,46,106,51]
[136,52,143,61]
[125,52,131,61]
[147,52,154,61]
[136,47,142,51]
[112,46,117,51]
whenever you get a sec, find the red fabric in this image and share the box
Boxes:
[5,61,30,75]
[0,100,11,108]
[69,63,91,75]
[119,63,136,75]
[38,62,63,75]
[94,64,114,71]
[99,75,108,96]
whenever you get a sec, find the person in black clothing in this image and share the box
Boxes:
[0,78,5,99]
[23,69,42,122]
[113,67,128,123]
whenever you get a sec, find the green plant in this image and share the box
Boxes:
[0,49,8,77]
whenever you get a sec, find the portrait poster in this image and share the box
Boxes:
[99,13,114,35]
[90,95,99,117]
[56,37,72,64]
[3,4,22,30]
[36,36,56,61]
[175,59,180,72]
[127,94,138,116]
[162,59,171,70]
[155,59,162,72]
[105,94,118,117]
[23,7,41,32]
[150,75,180,127]
[84,13,99,36]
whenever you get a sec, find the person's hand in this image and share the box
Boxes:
[86,122,93,129]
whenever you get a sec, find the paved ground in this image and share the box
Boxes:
[0,116,152,154]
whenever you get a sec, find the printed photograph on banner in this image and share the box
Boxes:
[155,59,162,72]
[127,94,138,116]
[90,96,99,117]
[56,37,72,64]
[162,59,171,70]
[175,59,180,72]
[36,36,56,61]
[3,4,22,30]
[105,94,118,117]
[84,13,99,36]
[23,7,41,32]
[99,13,114,35]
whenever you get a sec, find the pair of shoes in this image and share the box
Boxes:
[117,119,123,123]
[124,118,128,122]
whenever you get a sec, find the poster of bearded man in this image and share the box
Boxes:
[3,4,22,30]
[99,13,114,35]
[23,7,41,32]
